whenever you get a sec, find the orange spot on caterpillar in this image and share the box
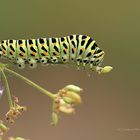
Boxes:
[81,47,85,51]
[19,44,23,47]
[32,52,36,56]
[10,50,14,54]
[74,48,76,52]
[64,48,67,51]
[2,50,6,54]
[29,44,33,47]
[44,52,48,56]
[91,50,95,55]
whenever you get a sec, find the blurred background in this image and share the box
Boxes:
[0,0,140,140]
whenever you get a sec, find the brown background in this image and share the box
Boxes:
[0,0,140,140]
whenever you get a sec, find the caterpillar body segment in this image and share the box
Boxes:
[59,36,70,63]
[49,37,61,63]
[36,38,50,65]
[0,35,105,71]
[1,40,9,57]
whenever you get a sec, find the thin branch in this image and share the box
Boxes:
[4,67,56,99]
[1,70,13,108]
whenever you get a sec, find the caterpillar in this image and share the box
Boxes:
[0,34,105,71]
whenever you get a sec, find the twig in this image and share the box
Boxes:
[1,69,13,108]
[4,67,56,99]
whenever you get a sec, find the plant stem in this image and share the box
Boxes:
[1,70,13,108]
[4,67,56,99]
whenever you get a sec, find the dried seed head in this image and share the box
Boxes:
[5,97,26,124]
[17,106,27,112]
[9,119,15,124]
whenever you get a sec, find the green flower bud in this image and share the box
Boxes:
[0,123,8,132]
[66,91,81,104]
[64,85,83,94]
[51,112,58,126]
[101,66,113,74]
[62,96,73,104]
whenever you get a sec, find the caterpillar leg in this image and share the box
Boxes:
[97,67,103,74]
[89,58,95,70]
[76,57,82,70]
[40,56,49,66]
[16,57,25,69]
[50,56,59,63]
[61,56,69,63]
[97,57,104,67]
[82,58,89,69]
[28,58,37,68]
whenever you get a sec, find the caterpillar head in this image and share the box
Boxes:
[93,48,105,66]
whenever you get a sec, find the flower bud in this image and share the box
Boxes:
[64,85,83,94]
[65,91,81,104]
[101,66,113,74]
[59,105,75,114]
[62,97,73,104]
[51,112,58,126]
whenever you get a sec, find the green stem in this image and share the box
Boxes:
[1,70,13,108]
[0,122,8,132]
[4,67,56,99]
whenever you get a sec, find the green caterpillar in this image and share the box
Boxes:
[0,34,105,70]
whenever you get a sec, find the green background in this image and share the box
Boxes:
[0,0,140,140]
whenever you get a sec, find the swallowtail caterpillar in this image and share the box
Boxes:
[0,34,113,73]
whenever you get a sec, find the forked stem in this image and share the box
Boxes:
[1,70,14,108]
[4,67,56,99]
